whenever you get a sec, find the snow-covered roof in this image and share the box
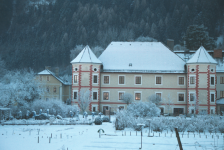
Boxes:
[187,46,217,64]
[0,108,10,110]
[175,53,194,62]
[216,59,224,72]
[216,98,224,105]
[98,42,186,73]
[38,70,71,85]
[38,70,51,75]
[70,45,102,64]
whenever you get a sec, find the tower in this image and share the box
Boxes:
[186,46,217,114]
[70,46,102,112]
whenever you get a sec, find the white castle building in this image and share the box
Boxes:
[70,42,224,115]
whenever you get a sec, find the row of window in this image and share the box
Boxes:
[73,74,223,85]
[104,75,169,85]
[39,76,50,81]
[189,76,215,86]
[73,91,218,102]
[160,107,215,115]
[73,75,98,84]
[46,86,57,93]
[73,75,185,85]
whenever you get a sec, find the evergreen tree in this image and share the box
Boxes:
[182,25,216,50]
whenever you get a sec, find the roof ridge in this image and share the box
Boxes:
[197,47,202,62]
[45,69,71,85]
[79,47,85,63]
[86,45,92,62]
[202,46,210,63]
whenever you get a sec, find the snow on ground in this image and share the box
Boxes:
[0,116,224,150]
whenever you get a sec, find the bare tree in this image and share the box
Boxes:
[148,94,162,107]
[78,89,92,113]
[164,94,174,116]
[122,93,133,105]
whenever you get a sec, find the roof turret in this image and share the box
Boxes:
[70,45,102,64]
[187,46,217,64]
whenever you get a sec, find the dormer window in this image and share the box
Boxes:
[129,63,132,67]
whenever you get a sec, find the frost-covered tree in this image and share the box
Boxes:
[70,45,84,61]
[122,93,133,105]
[0,69,43,116]
[135,36,158,42]
[164,94,174,115]
[148,94,162,107]
[60,74,72,84]
[92,46,104,57]
[78,89,92,113]
[182,25,216,50]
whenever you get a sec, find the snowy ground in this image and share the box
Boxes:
[0,116,224,150]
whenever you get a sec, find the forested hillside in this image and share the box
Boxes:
[0,0,223,72]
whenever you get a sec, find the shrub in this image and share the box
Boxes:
[95,117,102,125]
[31,99,79,118]
[186,124,196,132]
[218,122,224,133]
[56,115,62,119]
[35,113,49,120]
[126,102,160,118]
[102,116,110,122]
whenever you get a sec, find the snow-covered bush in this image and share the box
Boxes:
[126,102,160,118]
[151,118,168,132]
[115,102,160,130]
[94,117,102,125]
[186,124,196,132]
[193,118,205,132]
[172,118,189,132]
[218,122,224,133]
[102,116,110,122]
[35,113,49,120]
[207,124,214,133]
[31,99,79,118]
[56,115,63,119]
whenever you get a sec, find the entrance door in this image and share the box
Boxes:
[103,106,109,115]
[173,108,184,116]
[160,107,164,115]
[220,107,224,115]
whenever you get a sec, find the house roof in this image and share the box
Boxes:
[98,42,186,73]
[70,45,102,64]
[38,69,71,85]
[216,98,224,105]
[187,46,217,64]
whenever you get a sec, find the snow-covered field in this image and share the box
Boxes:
[0,116,224,150]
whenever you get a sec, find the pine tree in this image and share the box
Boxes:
[182,24,216,50]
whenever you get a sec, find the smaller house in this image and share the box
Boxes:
[216,98,224,115]
[37,67,71,102]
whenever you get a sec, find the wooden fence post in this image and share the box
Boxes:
[175,128,183,150]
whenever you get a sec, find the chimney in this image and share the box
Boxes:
[45,66,51,71]
[167,39,174,51]
[55,67,59,77]
[213,49,222,58]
